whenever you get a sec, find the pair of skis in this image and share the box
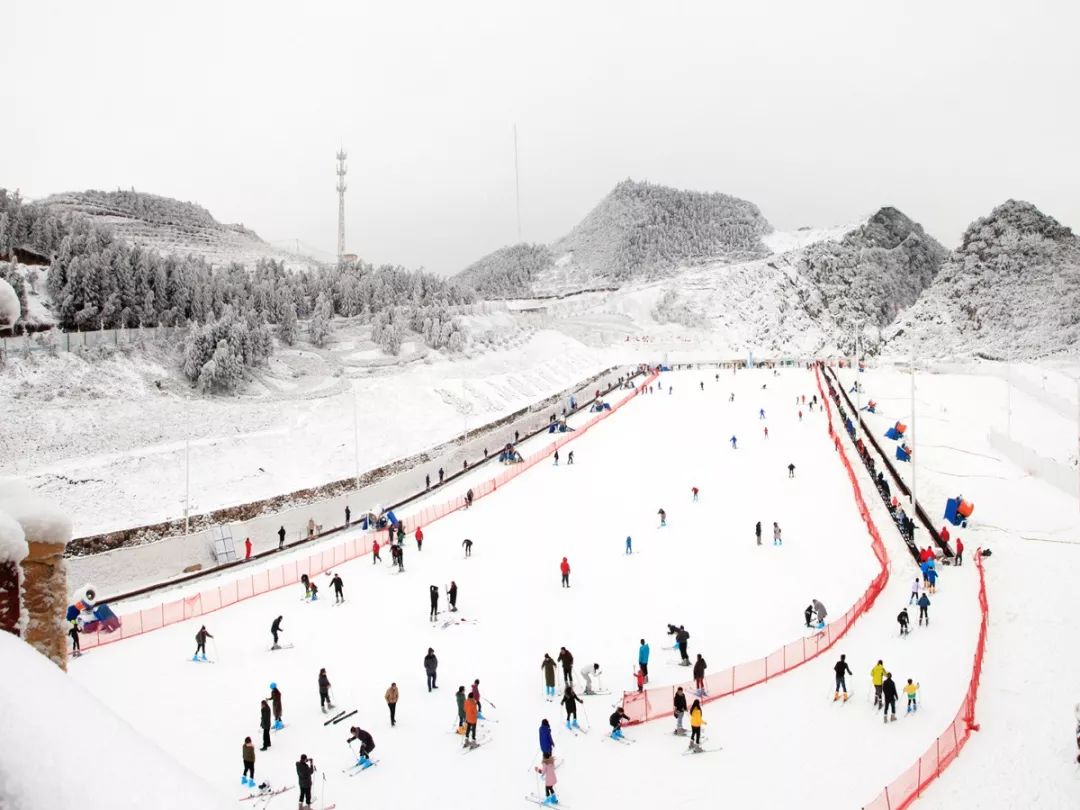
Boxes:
[324,708,357,726]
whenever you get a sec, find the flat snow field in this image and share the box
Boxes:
[70,369,979,809]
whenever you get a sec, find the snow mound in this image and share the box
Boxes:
[0,480,72,546]
[0,631,234,810]
[0,276,20,327]
[887,200,1080,359]
[762,219,865,255]
[0,508,27,564]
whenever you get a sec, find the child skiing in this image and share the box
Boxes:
[561,685,583,730]
[910,577,922,604]
[609,707,630,739]
[193,625,212,661]
[904,679,920,713]
[897,607,910,636]
[833,654,852,701]
[535,754,558,804]
[917,593,931,625]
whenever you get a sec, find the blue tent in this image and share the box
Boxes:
[384,509,398,526]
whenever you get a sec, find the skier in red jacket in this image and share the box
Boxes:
[415,526,424,551]
[560,558,571,588]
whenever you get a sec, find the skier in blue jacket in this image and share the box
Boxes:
[638,640,650,683]
[539,719,554,757]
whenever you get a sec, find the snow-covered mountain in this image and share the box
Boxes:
[886,200,1080,360]
[455,180,771,297]
[41,190,323,271]
[455,182,947,355]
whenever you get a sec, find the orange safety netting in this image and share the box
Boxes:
[861,550,988,809]
[620,364,891,723]
[77,370,662,651]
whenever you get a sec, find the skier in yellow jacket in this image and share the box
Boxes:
[871,660,886,708]
[904,679,920,713]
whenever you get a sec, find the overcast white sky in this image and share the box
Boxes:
[4,0,1078,275]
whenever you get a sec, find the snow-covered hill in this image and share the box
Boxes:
[886,200,1080,359]
[454,180,771,298]
[41,190,323,271]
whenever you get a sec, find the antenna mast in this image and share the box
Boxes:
[336,148,348,261]
[513,124,522,243]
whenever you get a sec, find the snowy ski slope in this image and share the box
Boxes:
[69,369,984,809]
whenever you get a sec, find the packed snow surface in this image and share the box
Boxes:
[0,631,233,810]
[70,369,987,809]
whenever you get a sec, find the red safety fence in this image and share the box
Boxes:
[862,550,988,810]
[621,363,891,723]
[78,370,662,650]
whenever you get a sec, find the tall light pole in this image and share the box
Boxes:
[352,385,361,490]
[336,149,348,262]
[513,124,522,243]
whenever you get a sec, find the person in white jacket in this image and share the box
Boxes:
[580,663,602,694]
[909,577,922,605]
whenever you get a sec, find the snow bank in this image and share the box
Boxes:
[0,631,234,810]
[0,479,72,546]
[0,508,28,564]
[0,276,20,326]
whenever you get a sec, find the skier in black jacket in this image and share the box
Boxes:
[692,655,708,695]
[447,581,458,612]
[673,686,688,735]
[429,585,440,620]
[882,673,898,721]
[346,726,376,762]
[557,647,574,686]
[675,626,690,664]
[897,608,910,636]
[270,616,283,649]
[330,574,344,604]
[259,700,271,750]
[296,754,315,806]
[561,686,583,730]
[318,668,334,712]
[833,654,853,701]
